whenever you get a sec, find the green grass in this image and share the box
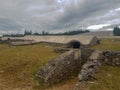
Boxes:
[89,38,120,90]
[89,65,120,90]
[92,38,120,50]
[0,38,120,90]
[0,43,60,90]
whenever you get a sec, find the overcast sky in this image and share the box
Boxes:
[0,0,120,34]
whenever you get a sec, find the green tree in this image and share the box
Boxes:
[113,26,120,36]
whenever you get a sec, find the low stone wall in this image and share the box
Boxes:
[73,50,120,90]
[36,48,120,88]
[73,51,104,90]
[78,51,104,81]
[78,50,120,82]
[36,48,95,85]
[36,49,81,85]
[103,51,120,66]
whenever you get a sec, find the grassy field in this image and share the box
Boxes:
[92,38,120,50]
[0,38,119,90]
[89,65,120,90]
[0,43,60,90]
[89,38,120,90]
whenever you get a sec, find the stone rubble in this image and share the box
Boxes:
[78,51,104,81]
[103,51,120,66]
[36,49,81,85]
[36,47,120,89]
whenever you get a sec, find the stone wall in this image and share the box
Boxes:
[36,48,120,87]
[36,48,95,85]
[103,51,120,66]
[36,49,81,85]
[73,50,120,90]
[78,51,104,81]
[73,51,104,90]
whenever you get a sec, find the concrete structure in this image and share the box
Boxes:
[2,35,99,47]
[23,35,98,45]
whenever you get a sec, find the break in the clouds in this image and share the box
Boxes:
[0,0,120,34]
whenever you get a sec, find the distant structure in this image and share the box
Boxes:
[22,35,99,47]
[1,35,99,48]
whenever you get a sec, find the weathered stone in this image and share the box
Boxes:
[103,51,120,66]
[36,49,81,85]
[78,51,104,81]
[36,47,120,87]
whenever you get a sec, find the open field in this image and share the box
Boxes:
[0,43,60,90]
[88,65,120,90]
[0,38,120,90]
[89,38,120,90]
[92,38,120,50]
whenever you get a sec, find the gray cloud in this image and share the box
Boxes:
[0,0,120,34]
[56,0,120,27]
[0,18,23,31]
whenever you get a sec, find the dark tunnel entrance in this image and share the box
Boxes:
[68,41,81,49]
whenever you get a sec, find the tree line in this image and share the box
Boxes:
[3,29,90,37]
[113,26,120,36]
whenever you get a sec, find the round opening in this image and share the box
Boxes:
[68,41,81,48]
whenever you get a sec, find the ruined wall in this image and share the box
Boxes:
[78,51,104,81]
[103,51,120,66]
[77,50,120,82]
[73,51,104,90]
[36,47,120,87]
[90,36,100,46]
[36,49,81,85]
[74,50,120,90]
[36,48,96,85]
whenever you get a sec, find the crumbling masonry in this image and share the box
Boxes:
[36,48,120,86]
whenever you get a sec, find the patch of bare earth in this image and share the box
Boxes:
[46,77,77,90]
[0,73,32,90]
[0,72,89,90]
[45,77,89,90]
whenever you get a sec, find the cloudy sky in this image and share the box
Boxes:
[0,0,120,34]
